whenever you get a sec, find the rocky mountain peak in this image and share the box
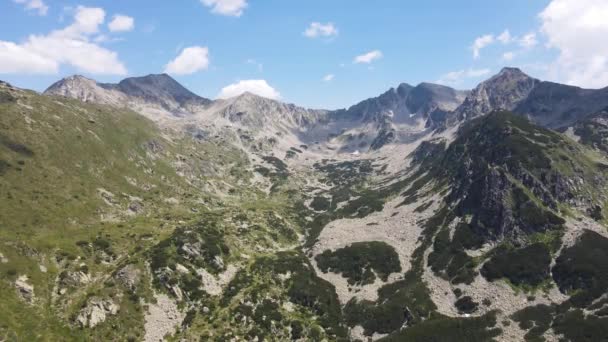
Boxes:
[113,74,210,107]
[496,66,527,77]
[452,67,540,121]
[215,91,326,130]
[46,75,98,92]
[44,74,125,105]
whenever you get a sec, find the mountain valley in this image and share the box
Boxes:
[1,67,608,342]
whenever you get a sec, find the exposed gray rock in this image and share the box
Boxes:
[59,270,91,288]
[15,275,34,303]
[76,298,119,328]
[115,264,141,291]
[128,200,144,214]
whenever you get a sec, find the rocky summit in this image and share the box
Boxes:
[2,67,608,342]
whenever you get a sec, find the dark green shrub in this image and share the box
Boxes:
[481,243,551,287]
[315,241,401,285]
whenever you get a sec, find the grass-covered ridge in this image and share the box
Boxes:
[0,83,305,340]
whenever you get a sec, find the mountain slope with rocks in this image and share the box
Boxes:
[2,67,608,341]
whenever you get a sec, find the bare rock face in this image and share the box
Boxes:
[15,275,34,303]
[76,298,119,328]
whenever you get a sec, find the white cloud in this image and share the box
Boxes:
[14,0,48,16]
[502,51,516,61]
[0,6,127,75]
[436,68,491,86]
[0,41,57,74]
[322,74,335,82]
[164,46,210,75]
[471,34,494,59]
[108,15,134,32]
[354,50,383,64]
[217,80,280,99]
[303,22,338,38]
[201,0,247,17]
[497,30,512,44]
[519,32,537,48]
[540,0,608,88]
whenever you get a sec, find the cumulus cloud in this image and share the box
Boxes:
[497,30,512,44]
[519,32,537,48]
[354,50,383,64]
[303,22,338,38]
[0,41,57,74]
[217,80,280,99]
[14,0,48,16]
[108,15,134,32]
[471,34,494,59]
[164,46,210,75]
[201,0,247,17]
[436,68,491,86]
[322,74,335,82]
[540,0,608,88]
[0,6,127,75]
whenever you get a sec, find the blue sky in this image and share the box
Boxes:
[1,0,607,109]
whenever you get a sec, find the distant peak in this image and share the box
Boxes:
[231,91,277,102]
[497,67,528,77]
[144,73,173,80]
[64,75,95,82]
[121,73,176,84]
[416,82,450,90]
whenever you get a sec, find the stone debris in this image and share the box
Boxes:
[196,264,239,296]
[311,193,440,304]
[144,293,184,342]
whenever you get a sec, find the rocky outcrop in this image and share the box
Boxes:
[58,270,91,289]
[115,264,141,291]
[76,298,119,328]
[15,275,34,303]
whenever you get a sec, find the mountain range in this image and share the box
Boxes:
[1,67,608,341]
